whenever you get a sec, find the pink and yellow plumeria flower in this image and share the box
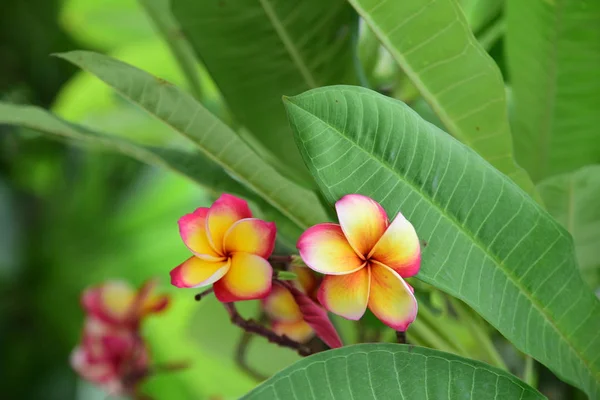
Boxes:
[297,194,421,331]
[261,266,320,342]
[170,194,276,302]
[82,279,169,328]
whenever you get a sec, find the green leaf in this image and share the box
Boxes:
[0,103,302,245]
[55,50,329,235]
[242,343,544,400]
[138,0,204,101]
[347,0,537,198]
[284,86,600,397]
[538,165,600,290]
[506,0,600,182]
[172,0,356,186]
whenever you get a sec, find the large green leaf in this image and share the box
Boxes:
[0,103,303,245]
[242,343,544,400]
[347,0,537,198]
[284,86,600,397]
[54,50,329,234]
[172,0,356,186]
[538,165,600,290]
[506,0,600,182]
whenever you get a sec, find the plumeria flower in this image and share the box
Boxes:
[171,194,276,302]
[71,317,149,396]
[82,279,169,329]
[261,266,320,342]
[297,194,421,331]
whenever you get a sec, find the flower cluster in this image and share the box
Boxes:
[171,192,421,334]
[71,280,169,396]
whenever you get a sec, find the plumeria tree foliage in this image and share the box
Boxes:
[1,0,599,399]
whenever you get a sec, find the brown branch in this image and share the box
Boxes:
[268,255,293,265]
[396,331,406,344]
[223,302,313,356]
[195,287,214,301]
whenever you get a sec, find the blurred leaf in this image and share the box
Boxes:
[60,0,155,50]
[52,41,220,146]
[172,0,356,187]
[0,178,20,282]
[538,165,600,290]
[284,86,600,397]
[506,0,600,181]
[347,0,538,198]
[242,343,544,400]
[0,103,305,246]
[56,51,329,236]
[138,0,204,100]
[459,0,503,34]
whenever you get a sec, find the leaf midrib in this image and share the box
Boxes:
[286,95,595,379]
[258,0,318,88]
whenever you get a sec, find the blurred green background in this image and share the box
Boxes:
[0,0,304,398]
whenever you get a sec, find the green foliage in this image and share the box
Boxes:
[243,343,544,400]
[56,51,330,234]
[348,0,537,197]
[506,0,600,181]
[284,86,600,397]
[172,0,357,186]
[538,165,600,290]
[2,0,600,398]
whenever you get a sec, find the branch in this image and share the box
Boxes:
[223,302,313,357]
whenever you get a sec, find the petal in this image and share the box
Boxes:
[369,212,421,277]
[262,284,302,322]
[297,223,364,275]
[272,319,314,343]
[178,207,223,260]
[137,279,170,316]
[317,267,370,320]
[206,194,252,254]
[223,218,276,258]
[292,265,320,300]
[82,281,135,325]
[368,261,418,331]
[170,257,230,288]
[335,194,389,257]
[213,252,272,302]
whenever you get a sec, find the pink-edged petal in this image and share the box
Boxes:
[170,257,230,288]
[213,252,272,302]
[283,281,343,348]
[82,281,135,325]
[262,284,302,322]
[272,319,314,343]
[317,267,370,320]
[206,194,252,254]
[368,261,418,331]
[297,223,364,275]
[369,212,421,277]
[136,279,170,317]
[335,194,389,257]
[223,218,276,258]
[178,207,223,260]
